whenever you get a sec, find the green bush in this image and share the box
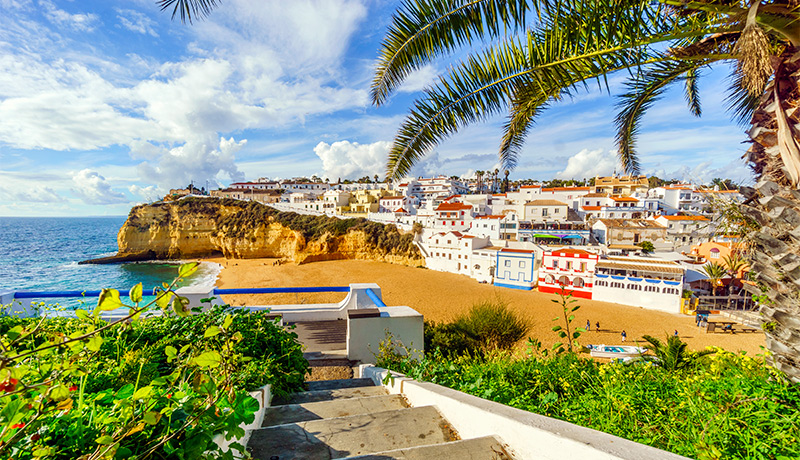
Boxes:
[425,301,530,356]
[377,348,799,460]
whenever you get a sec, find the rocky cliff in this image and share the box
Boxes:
[86,198,423,267]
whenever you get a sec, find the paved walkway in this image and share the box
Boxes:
[290,320,347,353]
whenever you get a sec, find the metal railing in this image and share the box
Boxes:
[9,286,351,300]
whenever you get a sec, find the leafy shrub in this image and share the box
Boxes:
[425,301,530,356]
[453,300,530,352]
[377,347,800,460]
[0,264,308,459]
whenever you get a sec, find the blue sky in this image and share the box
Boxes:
[0,0,753,217]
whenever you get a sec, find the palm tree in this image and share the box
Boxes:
[701,262,727,307]
[641,335,714,372]
[722,252,749,308]
[370,0,800,381]
[476,170,483,193]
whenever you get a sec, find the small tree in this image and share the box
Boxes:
[638,240,655,254]
[641,335,714,371]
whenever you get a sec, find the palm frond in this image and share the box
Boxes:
[614,58,720,175]
[684,67,702,116]
[157,0,220,24]
[371,0,530,106]
[725,70,762,126]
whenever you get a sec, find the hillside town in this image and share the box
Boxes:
[169,174,749,315]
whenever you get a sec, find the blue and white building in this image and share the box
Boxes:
[494,248,538,290]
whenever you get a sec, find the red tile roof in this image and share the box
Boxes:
[660,215,709,221]
[474,215,504,219]
[542,186,591,192]
[500,248,535,253]
[435,202,472,211]
[581,206,601,211]
[609,196,639,202]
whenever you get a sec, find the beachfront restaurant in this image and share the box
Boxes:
[517,222,590,245]
[591,257,685,313]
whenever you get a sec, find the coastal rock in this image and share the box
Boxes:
[91,198,424,267]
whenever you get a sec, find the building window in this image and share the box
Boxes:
[519,261,526,268]
[504,260,511,267]
[542,208,548,216]
[579,262,587,272]
[566,261,572,270]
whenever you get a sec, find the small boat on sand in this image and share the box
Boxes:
[587,344,647,359]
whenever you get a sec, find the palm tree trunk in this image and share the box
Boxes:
[743,48,800,383]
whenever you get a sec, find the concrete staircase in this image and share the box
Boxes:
[248,378,513,460]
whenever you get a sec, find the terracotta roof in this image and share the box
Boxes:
[659,215,709,221]
[583,192,608,198]
[394,208,406,213]
[581,206,601,211]
[398,183,408,187]
[500,248,535,254]
[380,196,404,200]
[435,202,472,211]
[520,185,542,189]
[609,196,639,202]
[542,186,592,192]
[596,219,666,229]
[474,215,504,219]
[526,199,568,206]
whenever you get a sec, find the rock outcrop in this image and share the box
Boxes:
[83,198,423,267]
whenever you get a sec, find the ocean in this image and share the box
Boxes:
[0,217,219,308]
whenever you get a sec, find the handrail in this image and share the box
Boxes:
[213,287,350,295]
[365,288,386,307]
[10,286,351,299]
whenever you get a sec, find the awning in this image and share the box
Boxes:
[596,261,684,274]
[533,234,560,239]
[562,234,584,239]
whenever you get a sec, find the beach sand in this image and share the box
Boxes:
[207,257,766,355]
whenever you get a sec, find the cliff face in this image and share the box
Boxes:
[112,198,424,267]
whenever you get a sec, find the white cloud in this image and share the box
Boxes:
[71,169,128,205]
[0,185,64,203]
[556,149,618,179]
[314,140,390,180]
[129,184,160,202]
[41,0,99,32]
[116,9,158,37]
[137,136,247,190]
[649,159,754,185]
[398,65,438,93]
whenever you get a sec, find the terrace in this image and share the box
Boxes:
[0,283,422,365]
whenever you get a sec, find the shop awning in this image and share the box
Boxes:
[533,234,560,239]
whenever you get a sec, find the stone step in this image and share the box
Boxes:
[247,406,458,460]
[307,378,375,391]
[347,436,514,460]
[275,385,388,406]
[262,394,409,427]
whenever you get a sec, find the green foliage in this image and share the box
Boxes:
[424,300,530,356]
[0,263,308,459]
[638,240,655,254]
[377,348,800,459]
[550,290,583,354]
[641,335,715,372]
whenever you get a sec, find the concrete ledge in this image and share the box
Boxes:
[347,306,423,363]
[214,384,272,454]
[360,366,688,460]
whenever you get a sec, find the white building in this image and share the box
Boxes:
[523,199,569,222]
[434,202,474,231]
[653,215,713,248]
[494,248,538,290]
[592,256,684,313]
[425,231,489,277]
[378,196,409,213]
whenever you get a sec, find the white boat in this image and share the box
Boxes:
[588,344,647,359]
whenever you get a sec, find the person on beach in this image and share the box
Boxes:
[596,321,600,331]
[674,329,679,337]
[586,319,591,331]
[621,330,627,342]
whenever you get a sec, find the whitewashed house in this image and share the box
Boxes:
[494,248,538,290]
[523,200,569,223]
[425,231,489,277]
[434,202,474,231]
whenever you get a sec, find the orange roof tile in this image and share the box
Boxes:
[435,202,472,211]
[581,206,601,211]
[609,196,639,202]
[660,215,709,221]
[542,186,592,192]
[474,215,504,219]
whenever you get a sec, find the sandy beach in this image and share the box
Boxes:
[207,257,766,355]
